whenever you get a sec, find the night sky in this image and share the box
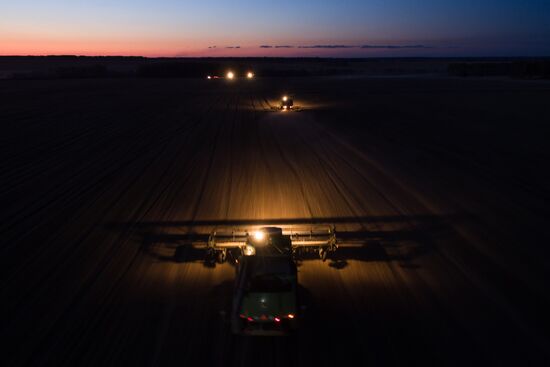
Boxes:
[2,0,550,57]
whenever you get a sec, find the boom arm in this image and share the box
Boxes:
[207,226,338,262]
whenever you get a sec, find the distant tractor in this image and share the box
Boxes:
[280,95,294,110]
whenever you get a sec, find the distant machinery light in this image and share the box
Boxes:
[280,95,294,111]
[227,71,235,79]
[247,71,254,79]
[207,75,212,79]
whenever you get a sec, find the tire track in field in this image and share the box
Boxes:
[144,91,241,366]
[5,95,223,367]
[54,94,228,367]
[263,117,315,219]
[0,106,185,244]
[185,90,241,226]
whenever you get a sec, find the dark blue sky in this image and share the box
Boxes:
[2,0,550,56]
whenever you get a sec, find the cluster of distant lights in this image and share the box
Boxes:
[207,71,254,80]
[240,313,295,323]
[206,74,292,111]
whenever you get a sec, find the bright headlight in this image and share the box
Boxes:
[253,230,265,241]
[227,71,234,79]
[282,96,288,101]
[247,72,254,78]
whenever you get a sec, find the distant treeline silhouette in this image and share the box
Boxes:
[137,62,224,77]
[10,64,114,79]
[9,61,343,79]
[55,65,110,78]
[448,60,550,78]
[3,56,550,80]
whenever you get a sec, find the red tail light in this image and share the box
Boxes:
[247,317,254,322]
[274,317,281,322]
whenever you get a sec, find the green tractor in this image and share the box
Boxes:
[207,226,337,335]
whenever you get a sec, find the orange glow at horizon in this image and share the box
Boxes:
[0,34,400,58]
[0,42,286,57]
[0,36,214,57]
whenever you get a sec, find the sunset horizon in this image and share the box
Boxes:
[2,1,549,58]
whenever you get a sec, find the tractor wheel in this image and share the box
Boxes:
[205,248,216,265]
[217,250,227,263]
[319,248,327,262]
